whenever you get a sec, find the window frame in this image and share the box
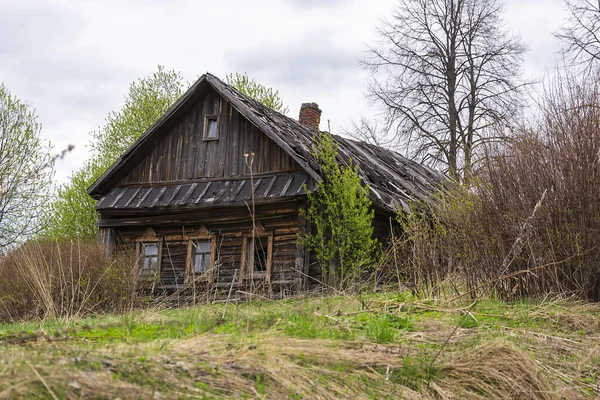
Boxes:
[136,239,163,281]
[186,235,216,283]
[203,115,219,141]
[240,232,273,283]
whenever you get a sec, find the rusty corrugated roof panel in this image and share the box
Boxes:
[96,172,316,211]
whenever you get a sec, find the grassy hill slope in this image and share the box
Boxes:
[0,292,599,399]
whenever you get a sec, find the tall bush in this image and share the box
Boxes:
[0,240,138,322]
[396,69,600,301]
[304,132,378,286]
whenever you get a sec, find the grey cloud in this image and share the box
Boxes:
[7,54,131,126]
[227,33,360,90]
[526,42,563,75]
[287,0,347,7]
[0,3,82,57]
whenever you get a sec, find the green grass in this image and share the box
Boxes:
[361,313,412,343]
[0,292,599,398]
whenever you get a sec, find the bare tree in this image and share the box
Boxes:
[364,0,528,181]
[346,116,390,148]
[555,0,600,72]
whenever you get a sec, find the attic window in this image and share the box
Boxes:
[204,115,218,140]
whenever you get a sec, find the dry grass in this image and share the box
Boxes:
[435,341,554,399]
[0,240,138,322]
[0,293,598,399]
[0,334,559,400]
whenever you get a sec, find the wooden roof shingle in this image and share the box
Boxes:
[88,73,445,213]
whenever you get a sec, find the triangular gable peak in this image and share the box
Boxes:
[116,86,302,187]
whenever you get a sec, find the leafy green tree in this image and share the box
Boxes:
[304,132,378,286]
[43,66,186,239]
[42,161,105,239]
[226,73,289,114]
[44,69,287,239]
[0,83,54,247]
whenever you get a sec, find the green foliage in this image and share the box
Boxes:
[226,72,289,114]
[91,66,185,167]
[304,132,378,285]
[43,66,185,239]
[364,315,397,343]
[457,312,479,329]
[0,83,53,247]
[387,356,442,391]
[42,162,105,239]
[369,314,412,342]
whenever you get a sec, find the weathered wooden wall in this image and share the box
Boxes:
[103,201,306,296]
[120,88,301,185]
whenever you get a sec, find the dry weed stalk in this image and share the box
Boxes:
[0,240,137,322]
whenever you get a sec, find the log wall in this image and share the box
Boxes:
[104,201,306,296]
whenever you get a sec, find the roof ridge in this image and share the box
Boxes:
[88,71,445,213]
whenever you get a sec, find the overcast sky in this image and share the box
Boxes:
[1,0,567,183]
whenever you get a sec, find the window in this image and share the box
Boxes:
[248,236,268,272]
[136,228,162,281]
[241,234,273,282]
[192,239,212,274]
[204,115,218,140]
[186,232,216,283]
[141,242,160,277]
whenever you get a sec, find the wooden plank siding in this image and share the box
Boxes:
[106,202,306,296]
[119,88,302,186]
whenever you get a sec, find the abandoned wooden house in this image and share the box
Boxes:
[87,73,443,297]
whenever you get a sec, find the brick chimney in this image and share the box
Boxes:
[298,102,322,132]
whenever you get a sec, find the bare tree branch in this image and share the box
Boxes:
[555,0,600,73]
[361,0,529,181]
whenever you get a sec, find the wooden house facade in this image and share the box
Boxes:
[88,73,443,297]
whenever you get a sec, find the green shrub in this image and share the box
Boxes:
[362,313,412,343]
[304,132,379,287]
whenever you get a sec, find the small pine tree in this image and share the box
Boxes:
[304,132,378,286]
